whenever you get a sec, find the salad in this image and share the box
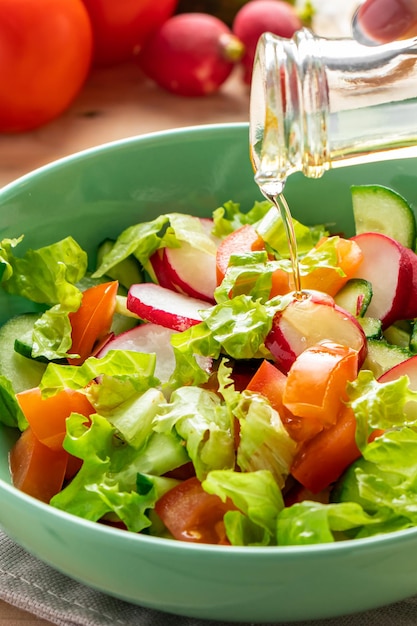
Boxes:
[1,182,417,547]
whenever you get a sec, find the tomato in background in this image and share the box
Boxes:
[0,0,93,133]
[82,0,179,66]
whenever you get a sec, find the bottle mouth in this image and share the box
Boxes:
[249,29,330,185]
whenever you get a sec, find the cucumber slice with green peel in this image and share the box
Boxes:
[351,184,417,250]
[96,239,143,290]
[358,317,382,340]
[383,321,413,349]
[334,278,372,317]
[0,313,47,393]
[361,338,412,379]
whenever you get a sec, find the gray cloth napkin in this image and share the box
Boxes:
[1,530,417,626]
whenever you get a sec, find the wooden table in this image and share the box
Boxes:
[0,4,358,623]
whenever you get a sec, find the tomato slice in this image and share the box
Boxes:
[215,224,264,285]
[155,476,236,544]
[290,404,361,493]
[246,359,322,442]
[68,280,118,364]
[16,387,94,450]
[283,341,359,428]
[300,236,363,296]
[9,427,68,502]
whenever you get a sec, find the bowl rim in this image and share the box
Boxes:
[0,122,250,198]
[1,122,417,557]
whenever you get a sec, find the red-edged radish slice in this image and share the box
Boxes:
[378,354,417,387]
[378,354,417,420]
[127,283,212,332]
[401,247,417,320]
[97,323,178,383]
[351,232,412,328]
[149,217,218,303]
[265,291,367,374]
[96,322,212,383]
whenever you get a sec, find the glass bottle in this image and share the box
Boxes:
[250,28,417,194]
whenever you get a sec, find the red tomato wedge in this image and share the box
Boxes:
[246,359,287,416]
[68,280,118,364]
[215,224,264,285]
[155,476,237,544]
[16,387,94,450]
[300,237,364,297]
[290,404,361,493]
[9,427,68,502]
[246,358,323,442]
[283,341,359,428]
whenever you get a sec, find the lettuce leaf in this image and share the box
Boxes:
[211,200,273,238]
[51,412,180,531]
[203,469,284,546]
[0,236,86,307]
[276,500,386,545]
[235,391,297,489]
[39,350,158,402]
[153,386,235,481]
[93,213,217,279]
[347,370,417,450]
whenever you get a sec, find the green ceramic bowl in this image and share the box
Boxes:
[1,124,417,623]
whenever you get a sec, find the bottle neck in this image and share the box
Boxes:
[250,29,417,185]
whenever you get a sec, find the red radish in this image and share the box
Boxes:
[232,0,302,84]
[127,283,212,332]
[138,13,244,96]
[351,232,413,328]
[265,291,367,374]
[97,322,212,383]
[401,247,417,320]
[378,354,417,420]
[150,246,216,302]
[149,217,218,302]
[378,354,417,387]
[97,323,178,383]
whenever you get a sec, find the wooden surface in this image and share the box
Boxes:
[0,4,357,623]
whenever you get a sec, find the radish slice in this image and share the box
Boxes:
[96,323,178,383]
[127,283,212,332]
[351,232,412,328]
[378,354,417,420]
[96,322,212,384]
[149,217,219,303]
[402,247,417,320]
[265,292,367,374]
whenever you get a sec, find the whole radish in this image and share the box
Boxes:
[233,0,303,84]
[138,13,244,96]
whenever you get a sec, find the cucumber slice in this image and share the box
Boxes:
[334,278,372,317]
[358,317,382,340]
[0,314,47,393]
[383,321,412,349]
[351,184,417,249]
[362,338,412,379]
[96,239,143,290]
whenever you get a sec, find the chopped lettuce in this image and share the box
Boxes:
[212,200,273,238]
[276,500,387,545]
[347,370,417,450]
[51,412,181,531]
[255,205,326,257]
[0,236,86,307]
[235,391,297,489]
[39,350,159,400]
[153,386,235,481]
[0,375,28,430]
[203,469,284,546]
[93,212,217,279]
